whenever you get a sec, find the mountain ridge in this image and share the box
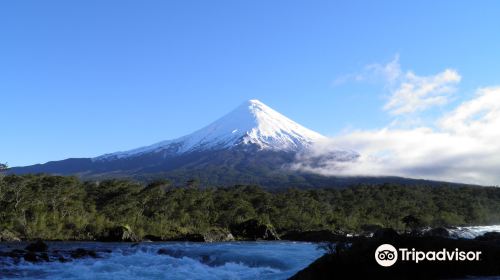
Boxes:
[8,99,472,188]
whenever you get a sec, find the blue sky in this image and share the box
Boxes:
[2,0,500,168]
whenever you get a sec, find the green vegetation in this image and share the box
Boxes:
[1,174,500,240]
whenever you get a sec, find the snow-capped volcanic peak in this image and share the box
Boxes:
[96,99,325,160]
[239,99,325,149]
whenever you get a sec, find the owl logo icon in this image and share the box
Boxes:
[375,244,398,267]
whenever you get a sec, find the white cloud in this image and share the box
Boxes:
[333,55,461,116]
[440,87,500,135]
[333,55,401,86]
[384,69,461,115]
[293,86,500,186]
[365,54,402,85]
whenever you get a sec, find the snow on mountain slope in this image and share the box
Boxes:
[95,99,326,161]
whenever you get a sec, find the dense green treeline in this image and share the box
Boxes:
[1,174,500,240]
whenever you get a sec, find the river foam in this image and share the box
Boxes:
[448,225,500,239]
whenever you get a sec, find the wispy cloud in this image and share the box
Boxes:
[332,54,402,86]
[384,68,461,115]
[334,55,461,116]
[365,54,402,85]
[295,59,500,186]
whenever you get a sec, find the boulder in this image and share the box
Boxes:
[0,249,25,260]
[160,229,234,242]
[203,229,234,242]
[70,248,97,259]
[409,227,427,237]
[0,229,21,242]
[58,256,70,263]
[157,248,183,257]
[39,252,50,262]
[424,227,450,238]
[281,230,345,242]
[143,235,163,241]
[373,228,399,242]
[22,251,49,263]
[360,224,383,233]
[475,231,500,242]
[165,233,206,242]
[23,252,39,263]
[157,248,171,255]
[100,226,140,242]
[25,240,48,252]
[230,219,279,240]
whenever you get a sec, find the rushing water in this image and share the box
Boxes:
[448,225,500,239]
[0,241,324,280]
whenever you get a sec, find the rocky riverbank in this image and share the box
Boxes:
[0,240,107,264]
[0,219,282,243]
[290,228,500,280]
[3,222,500,244]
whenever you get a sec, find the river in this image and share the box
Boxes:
[0,241,323,280]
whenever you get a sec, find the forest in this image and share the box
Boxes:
[1,173,500,240]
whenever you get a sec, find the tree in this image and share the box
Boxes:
[0,162,8,171]
[186,178,200,189]
[402,215,423,230]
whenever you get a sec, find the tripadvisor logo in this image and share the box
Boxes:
[375,244,398,267]
[375,244,482,267]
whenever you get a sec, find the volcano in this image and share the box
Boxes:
[11,100,438,188]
